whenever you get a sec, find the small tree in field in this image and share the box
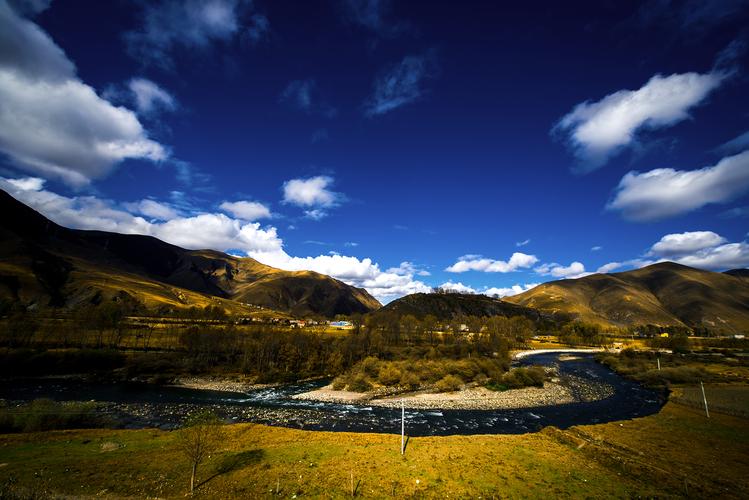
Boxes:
[177,410,224,494]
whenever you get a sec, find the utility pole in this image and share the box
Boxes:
[401,400,405,455]
[700,381,709,418]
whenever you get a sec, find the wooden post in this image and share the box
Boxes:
[657,357,660,370]
[401,400,405,455]
[700,381,709,418]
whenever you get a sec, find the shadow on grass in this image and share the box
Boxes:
[200,449,265,487]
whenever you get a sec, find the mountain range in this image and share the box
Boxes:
[2,189,748,331]
[0,189,380,317]
[505,262,749,332]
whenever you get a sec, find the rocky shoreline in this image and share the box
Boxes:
[291,380,599,410]
[169,376,271,393]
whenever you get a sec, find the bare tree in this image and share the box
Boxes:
[176,410,225,494]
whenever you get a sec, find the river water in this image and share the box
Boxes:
[0,352,665,435]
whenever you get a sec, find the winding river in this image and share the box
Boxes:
[0,352,665,435]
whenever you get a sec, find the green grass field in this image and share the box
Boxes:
[1,396,747,499]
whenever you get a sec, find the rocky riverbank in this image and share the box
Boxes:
[292,381,587,410]
[169,376,270,393]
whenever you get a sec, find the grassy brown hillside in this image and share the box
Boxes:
[506,262,749,332]
[0,190,380,317]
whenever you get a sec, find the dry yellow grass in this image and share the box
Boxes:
[1,398,747,498]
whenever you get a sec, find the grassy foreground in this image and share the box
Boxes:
[0,397,748,499]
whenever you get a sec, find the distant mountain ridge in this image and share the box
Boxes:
[0,189,381,317]
[505,262,749,332]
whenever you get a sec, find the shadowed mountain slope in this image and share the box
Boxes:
[505,262,749,332]
[376,292,550,322]
[0,190,380,317]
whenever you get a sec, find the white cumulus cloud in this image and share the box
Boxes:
[0,1,167,187]
[219,200,271,221]
[647,230,749,270]
[445,252,538,273]
[484,283,539,297]
[649,231,727,257]
[555,71,726,171]
[607,150,749,221]
[535,261,590,279]
[282,175,343,219]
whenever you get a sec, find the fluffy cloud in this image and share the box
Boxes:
[124,199,179,221]
[535,261,590,279]
[251,252,432,302]
[125,0,259,69]
[438,281,539,298]
[282,175,343,219]
[1,176,431,302]
[647,230,749,269]
[595,230,749,275]
[445,252,538,273]
[364,52,438,117]
[438,281,477,294]
[668,242,749,270]
[0,2,167,187]
[0,176,282,251]
[219,200,271,221]
[128,78,177,115]
[484,283,539,298]
[387,261,430,277]
[555,71,726,171]
[649,231,727,257]
[607,150,749,221]
[596,261,624,273]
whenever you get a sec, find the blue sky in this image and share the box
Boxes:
[1,0,749,302]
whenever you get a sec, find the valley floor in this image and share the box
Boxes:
[1,390,748,498]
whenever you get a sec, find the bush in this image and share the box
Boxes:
[359,356,380,378]
[487,366,547,391]
[378,365,402,386]
[434,374,463,392]
[400,371,420,389]
[331,376,347,390]
[347,374,373,392]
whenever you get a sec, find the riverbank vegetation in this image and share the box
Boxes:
[596,347,749,388]
[0,399,107,433]
[0,309,539,386]
[331,355,547,394]
[0,399,747,498]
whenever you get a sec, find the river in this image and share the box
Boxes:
[0,351,665,436]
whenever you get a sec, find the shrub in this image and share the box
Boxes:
[331,376,347,391]
[400,371,420,389]
[347,374,373,393]
[359,356,380,378]
[378,365,402,386]
[434,374,463,392]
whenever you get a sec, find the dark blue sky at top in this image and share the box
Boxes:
[2,0,749,301]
